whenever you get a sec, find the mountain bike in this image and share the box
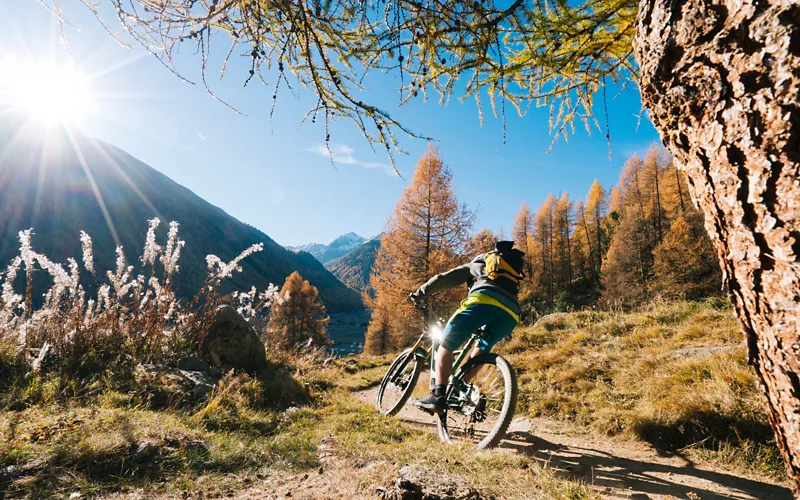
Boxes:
[374,306,518,449]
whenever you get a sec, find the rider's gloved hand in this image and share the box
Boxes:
[408,292,425,308]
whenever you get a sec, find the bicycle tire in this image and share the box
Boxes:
[375,348,423,416]
[437,352,518,449]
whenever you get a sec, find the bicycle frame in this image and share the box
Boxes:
[394,306,480,398]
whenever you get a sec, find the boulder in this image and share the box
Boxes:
[382,465,485,500]
[203,305,269,372]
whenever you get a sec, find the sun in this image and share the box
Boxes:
[0,55,95,125]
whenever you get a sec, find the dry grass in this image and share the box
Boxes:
[498,299,785,479]
[0,352,596,499]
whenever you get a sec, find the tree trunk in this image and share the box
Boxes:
[636,0,800,490]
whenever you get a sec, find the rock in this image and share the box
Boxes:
[179,356,211,373]
[134,440,158,461]
[382,465,485,500]
[203,305,269,372]
[670,345,742,360]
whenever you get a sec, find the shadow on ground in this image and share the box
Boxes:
[502,429,792,500]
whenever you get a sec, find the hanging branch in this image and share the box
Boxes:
[43,0,637,161]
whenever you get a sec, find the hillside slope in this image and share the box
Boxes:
[325,237,381,293]
[0,115,361,312]
[498,300,784,480]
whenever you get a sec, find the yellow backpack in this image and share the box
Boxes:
[484,249,524,292]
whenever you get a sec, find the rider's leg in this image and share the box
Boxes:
[415,304,481,414]
[435,345,455,386]
[462,308,518,383]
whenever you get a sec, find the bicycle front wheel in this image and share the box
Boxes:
[375,348,423,415]
[437,353,517,450]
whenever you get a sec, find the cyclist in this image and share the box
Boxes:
[409,240,525,414]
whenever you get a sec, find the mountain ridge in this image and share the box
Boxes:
[286,232,367,264]
[0,114,362,312]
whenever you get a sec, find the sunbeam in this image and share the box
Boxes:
[0,55,96,126]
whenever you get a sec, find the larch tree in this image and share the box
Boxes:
[585,180,610,284]
[553,193,574,291]
[466,228,498,256]
[643,146,665,244]
[267,271,330,351]
[575,199,601,297]
[363,307,391,356]
[512,203,535,295]
[653,214,721,300]
[602,155,658,306]
[73,0,800,487]
[531,195,557,310]
[365,145,474,351]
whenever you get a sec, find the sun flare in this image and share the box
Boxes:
[0,55,95,125]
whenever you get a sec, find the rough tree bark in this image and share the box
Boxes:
[635,0,800,490]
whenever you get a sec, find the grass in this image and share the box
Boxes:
[0,351,598,499]
[498,299,785,480]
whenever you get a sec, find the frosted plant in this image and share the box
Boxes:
[260,284,281,307]
[29,341,51,372]
[80,231,95,274]
[206,243,264,280]
[96,284,111,312]
[35,253,71,302]
[67,258,80,297]
[18,229,35,272]
[108,246,134,296]
[1,257,22,313]
[148,276,162,298]
[161,221,185,277]
[142,218,162,266]
[1,219,272,367]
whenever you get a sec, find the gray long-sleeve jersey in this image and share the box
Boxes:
[414,254,521,313]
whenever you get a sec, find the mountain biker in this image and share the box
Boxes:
[409,240,525,415]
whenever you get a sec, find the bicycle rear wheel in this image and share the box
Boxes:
[375,348,423,415]
[437,353,517,449]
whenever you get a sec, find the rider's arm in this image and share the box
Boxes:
[414,264,473,301]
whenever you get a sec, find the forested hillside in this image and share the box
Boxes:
[0,115,361,312]
[325,237,381,293]
[512,145,720,318]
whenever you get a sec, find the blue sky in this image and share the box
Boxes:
[1,1,661,247]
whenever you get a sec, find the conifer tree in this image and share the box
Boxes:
[365,146,474,350]
[653,214,721,299]
[267,272,330,351]
[585,180,609,274]
[512,203,534,278]
[553,194,574,290]
[466,229,497,256]
[532,195,557,309]
[575,199,600,297]
[363,307,391,356]
[601,155,656,306]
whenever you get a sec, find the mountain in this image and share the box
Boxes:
[286,242,326,255]
[287,232,366,264]
[325,236,382,293]
[0,114,362,312]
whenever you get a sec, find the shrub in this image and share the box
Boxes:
[0,220,278,377]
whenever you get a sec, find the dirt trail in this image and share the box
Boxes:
[357,387,793,500]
